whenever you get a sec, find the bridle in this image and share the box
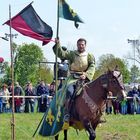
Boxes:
[100,74,109,90]
[100,70,124,92]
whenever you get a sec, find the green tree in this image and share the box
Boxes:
[0,61,8,74]
[14,43,52,86]
[38,58,53,83]
[94,54,130,83]
[0,61,10,87]
[130,65,140,83]
[0,42,20,86]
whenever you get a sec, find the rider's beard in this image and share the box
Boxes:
[78,48,85,53]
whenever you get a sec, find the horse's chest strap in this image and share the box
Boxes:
[82,88,99,114]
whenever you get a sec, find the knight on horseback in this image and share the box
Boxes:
[38,41,126,139]
[53,38,96,123]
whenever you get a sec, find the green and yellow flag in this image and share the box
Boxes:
[39,76,76,136]
[59,0,84,28]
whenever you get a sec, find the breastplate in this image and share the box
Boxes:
[70,52,88,72]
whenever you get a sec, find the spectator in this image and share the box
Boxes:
[1,84,10,112]
[106,91,113,114]
[14,82,24,113]
[112,99,120,114]
[138,85,140,96]
[49,81,55,97]
[136,85,140,114]
[47,82,55,107]
[24,82,36,113]
[120,98,127,115]
[8,83,13,112]
[127,86,139,114]
[36,80,49,112]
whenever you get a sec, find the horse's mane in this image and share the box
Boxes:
[87,72,107,88]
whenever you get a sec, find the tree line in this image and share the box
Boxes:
[0,43,140,87]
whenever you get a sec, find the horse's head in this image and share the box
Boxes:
[101,70,126,100]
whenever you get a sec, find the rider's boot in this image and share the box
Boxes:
[63,83,76,125]
[62,99,71,129]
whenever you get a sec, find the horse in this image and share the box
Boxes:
[55,69,126,140]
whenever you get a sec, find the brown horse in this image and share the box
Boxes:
[55,70,126,140]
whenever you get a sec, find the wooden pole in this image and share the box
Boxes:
[9,4,15,140]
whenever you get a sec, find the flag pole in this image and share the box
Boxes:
[56,0,60,38]
[54,0,60,98]
[9,4,15,140]
[49,0,60,135]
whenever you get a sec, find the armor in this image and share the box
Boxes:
[70,51,88,72]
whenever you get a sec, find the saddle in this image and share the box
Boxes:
[75,79,86,96]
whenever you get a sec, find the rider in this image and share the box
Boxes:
[53,38,96,123]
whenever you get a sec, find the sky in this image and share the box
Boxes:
[0,0,140,68]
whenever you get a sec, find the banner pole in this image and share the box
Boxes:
[54,0,60,102]
[49,0,60,136]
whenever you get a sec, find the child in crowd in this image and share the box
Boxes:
[1,84,10,112]
[106,91,113,114]
[120,98,127,114]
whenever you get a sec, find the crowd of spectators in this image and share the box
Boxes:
[106,85,140,115]
[0,80,140,115]
[0,80,56,113]
[0,58,69,114]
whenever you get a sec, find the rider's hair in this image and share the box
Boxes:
[77,38,87,45]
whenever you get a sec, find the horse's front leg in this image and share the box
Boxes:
[84,120,96,140]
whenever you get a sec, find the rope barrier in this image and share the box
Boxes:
[107,96,133,99]
[0,95,53,98]
[0,95,134,99]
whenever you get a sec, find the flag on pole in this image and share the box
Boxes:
[59,0,84,28]
[4,3,53,45]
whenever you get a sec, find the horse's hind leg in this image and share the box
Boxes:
[55,130,67,140]
[64,129,67,140]
[55,134,59,140]
[84,121,96,140]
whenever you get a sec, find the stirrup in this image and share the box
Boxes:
[63,114,70,122]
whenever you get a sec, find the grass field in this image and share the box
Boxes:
[0,113,140,140]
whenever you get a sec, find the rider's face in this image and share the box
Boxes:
[77,41,86,53]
